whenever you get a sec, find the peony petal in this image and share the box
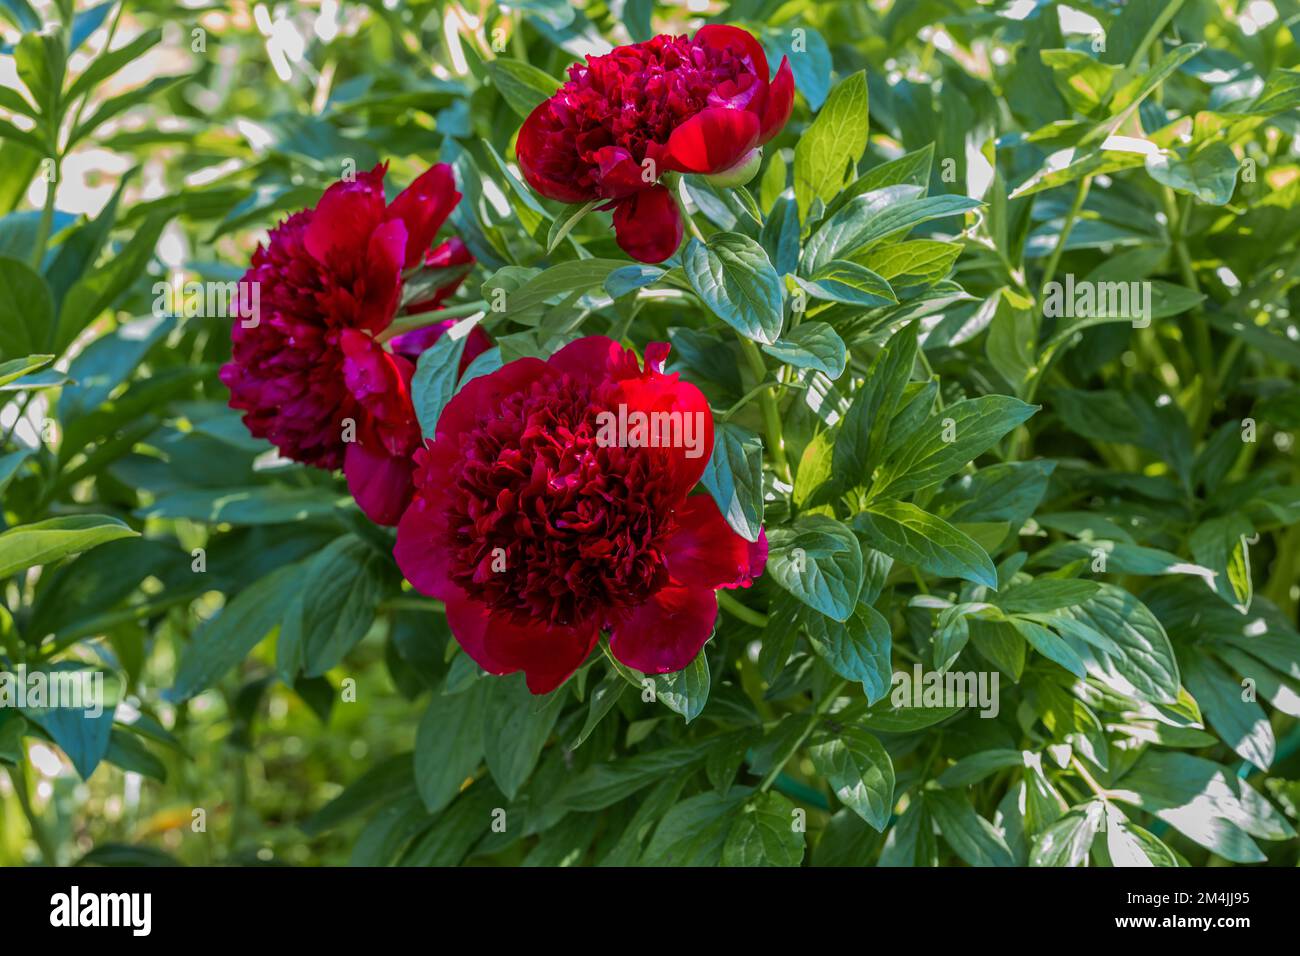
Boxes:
[593,145,648,199]
[442,592,516,676]
[394,491,457,600]
[759,57,795,145]
[694,24,771,78]
[664,496,762,590]
[304,164,389,264]
[517,101,593,204]
[358,217,408,333]
[663,107,761,175]
[610,585,718,674]
[433,355,550,443]
[612,362,714,498]
[548,335,627,382]
[387,163,460,269]
[611,186,684,263]
[445,597,599,693]
[345,438,414,527]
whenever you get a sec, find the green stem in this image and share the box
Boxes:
[381,300,487,337]
[759,679,847,792]
[28,159,59,271]
[737,337,792,483]
[1040,175,1090,293]
[6,761,57,865]
[717,591,767,628]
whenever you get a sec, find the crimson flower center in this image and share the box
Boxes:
[442,375,679,628]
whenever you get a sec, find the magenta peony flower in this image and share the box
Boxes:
[394,335,766,693]
[220,162,478,525]
[516,25,794,263]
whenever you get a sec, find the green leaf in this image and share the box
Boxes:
[65,28,163,105]
[1145,141,1239,205]
[299,536,392,677]
[700,422,764,543]
[1040,50,1120,116]
[833,319,919,487]
[411,316,482,438]
[546,199,599,253]
[1029,802,1104,867]
[170,562,306,700]
[926,790,1015,866]
[793,71,868,218]
[0,257,53,359]
[652,649,711,723]
[870,395,1038,500]
[642,788,751,866]
[767,514,864,622]
[809,725,895,830]
[484,57,562,118]
[794,259,896,307]
[485,258,624,317]
[414,681,487,812]
[804,192,982,275]
[853,500,997,589]
[0,515,138,579]
[803,602,892,704]
[1008,617,1088,679]
[761,321,846,378]
[483,673,564,800]
[937,749,1024,788]
[721,791,805,866]
[862,239,961,285]
[1188,514,1253,612]
[683,233,784,344]
[136,486,346,525]
[1183,651,1274,770]
[0,352,51,387]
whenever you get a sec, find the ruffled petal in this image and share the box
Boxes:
[358,217,408,333]
[548,335,628,382]
[611,186,684,263]
[433,355,550,443]
[387,163,461,270]
[517,101,593,204]
[609,585,718,674]
[394,491,456,599]
[663,106,761,175]
[611,360,714,498]
[694,24,771,78]
[665,496,764,589]
[345,438,414,527]
[304,164,389,265]
[759,57,795,145]
[445,598,599,693]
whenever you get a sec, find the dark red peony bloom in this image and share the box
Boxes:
[394,336,766,693]
[516,25,794,263]
[220,162,480,526]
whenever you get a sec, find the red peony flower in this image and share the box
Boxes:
[394,336,767,693]
[516,25,794,263]
[220,162,479,526]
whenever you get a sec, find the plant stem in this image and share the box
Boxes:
[6,760,57,865]
[1070,754,1109,800]
[1040,175,1090,293]
[717,591,767,628]
[380,300,486,339]
[737,336,792,483]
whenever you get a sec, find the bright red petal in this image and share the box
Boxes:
[611,186,684,263]
[393,488,457,600]
[445,598,599,693]
[359,217,407,333]
[665,496,763,589]
[517,101,593,204]
[610,585,718,674]
[433,355,550,443]
[388,163,460,270]
[304,164,389,264]
[759,57,795,145]
[694,24,770,78]
[663,107,761,175]
[345,439,414,527]
[612,363,714,498]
